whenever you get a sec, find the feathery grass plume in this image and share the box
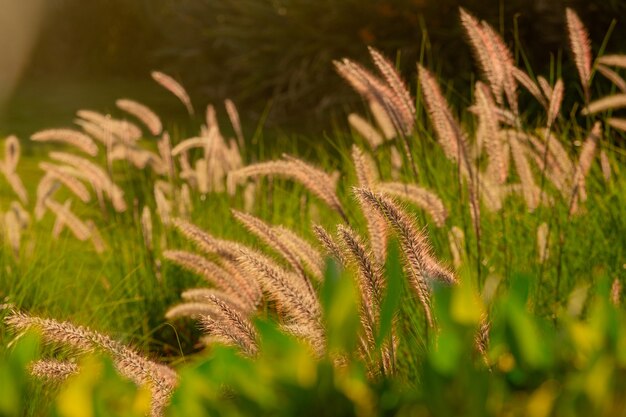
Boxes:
[336,56,417,175]
[597,64,626,93]
[537,129,575,176]
[51,200,72,239]
[570,122,601,208]
[31,129,98,156]
[49,151,126,212]
[231,209,310,288]
[76,110,142,144]
[243,182,256,212]
[566,8,592,102]
[448,226,465,269]
[475,315,490,366]
[459,8,504,103]
[154,186,172,225]
[3,135,20,172]
[367,46,416,132]
[116,99,162,136]
[272,225,325,281]
[229,157,347,221]
[469,105,517,127]
[205,104,218,130]
[35,175,59,220]
[312,224,346,266]
[352,146,387,262]
[1,136,28,204]
[482,22,519,115]
[600,150,612,182]
[151,71,194,115]
[474,82,507,184]
[417,65,471,171]
[181,288,250,313]
[337,224,384,308]
[386,147,401,181]
[75,119,115,148]
[611,278,622,306]
[598,54,626,68]
[537,76,552,99]
[524,149,570,199]
[334,58,411,135]
[237,248,325,351]
[377,182,448,227]
[582,94,626,115]
[155,180,174,196]
[166,302,218,320]
[355,188,456,284]
[537,222,550,263]
[171,137,206,156]
[337,225,384,338]
[141,206,153,251]
[354,188,456,327]
[170,217,242,260]
[157,133,175,179]
[39,162,91,203]
[511,67,548,108]
[10,201,30,229]
[220,258,263,309]
[224,98,244,148]
[474,172,504,212]
[1,169,29,205]
[237,248,321,324]
[546,79,564,129]
[199,294,258,356]
[507,132,540,211]
[5,310,177,417]
[283,154,340,191]
[607,117,626,131]
[351,145,380,186]
[279,322,327,356]
[4,210,21,257]
[348,113,384,148]
[86,220,106,254]
[179,184,193,218]
[355,193,433,328]
[199,126,240,193]
[163,250,250,306]
[109,144,164,173]
[194,158,209,194]
[168,220,263,305]
[369,100,396,140]
[468,183,482,247]
[45,199,91,241]
[30,360,78,382]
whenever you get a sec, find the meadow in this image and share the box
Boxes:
[1,7,625,417]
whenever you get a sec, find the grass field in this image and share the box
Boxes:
[1,7,626,417]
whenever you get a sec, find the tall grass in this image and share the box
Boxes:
[0,6,625,416]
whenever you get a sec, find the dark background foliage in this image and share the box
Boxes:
[23,0,626,127]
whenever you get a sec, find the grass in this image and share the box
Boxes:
[0,7,625,417]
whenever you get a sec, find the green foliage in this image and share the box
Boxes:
[53,356,150,417]
[0,333,40,417]
[5,265,626,416]
[320,258,360,355]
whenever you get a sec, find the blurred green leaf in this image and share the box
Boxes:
[55,355,150,417]
[377,239,403,349]
[0,332,40,417]
[321,258,360,355]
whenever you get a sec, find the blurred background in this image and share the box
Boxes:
[1,0,626,137]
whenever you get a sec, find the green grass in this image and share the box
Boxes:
[0,29,625,415]
[1,113,625,415]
